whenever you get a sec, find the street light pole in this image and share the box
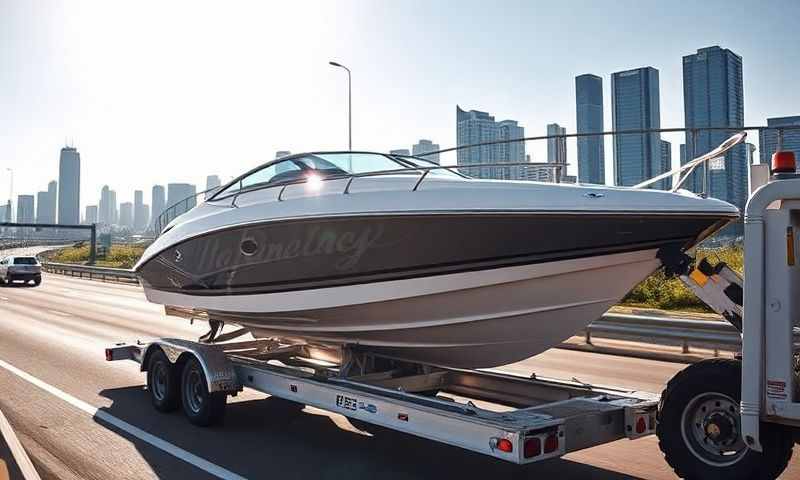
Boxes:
[329,61,352,150]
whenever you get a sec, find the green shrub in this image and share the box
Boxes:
[50,244,147,269]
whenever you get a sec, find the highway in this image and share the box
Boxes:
[0,274,797,479]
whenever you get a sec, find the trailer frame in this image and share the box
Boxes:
[106,337,657,465]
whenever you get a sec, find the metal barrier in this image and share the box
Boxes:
[42,262,138,284]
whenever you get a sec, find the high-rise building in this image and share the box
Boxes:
[546,123,567,181]
[682,46,746,208]
[85,205,98,224]
[0,202,10,222]
[389,149,410,156]
[575,74,605,184]
[167,183,197,217]
[99,186,116,225]
[497,120,526,180]
[119,202,134,229]
[58,146,80,224]
[412,139,440,164]
[660,139,673,190]
[206,175,221,192]
[759,116,800,168]
[746,142,757,166]
[35,181,57,224]
[16,195,35,223]
[456,106,526,180]
[151,185,166,228]
[547,123,567,164]
[275,151,291,159]
[611,67,662,188]
[134,190,149,232]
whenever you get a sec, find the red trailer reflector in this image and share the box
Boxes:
[105,348,113,361]
[524,437,541,458]
[544,434,559,453]
[773,151,797,173]
[636,416,647,434]
[496,438,513,453]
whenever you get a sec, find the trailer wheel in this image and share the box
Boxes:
[147,349,180,412]
[657,358,793,480]
[180,357,226,427]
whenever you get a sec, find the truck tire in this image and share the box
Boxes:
[180,356,226,427]
[657,358,793,480]
[147,349,180,412]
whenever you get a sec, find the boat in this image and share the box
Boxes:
[134,141,740,369]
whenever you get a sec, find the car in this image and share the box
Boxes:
[0,256,43,286]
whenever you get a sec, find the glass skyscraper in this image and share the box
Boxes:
[759,116,800,168]
[58,146,81,224]
[611,67,662,188]
[682,46,746,209]
[575,74,605,184]
[456,106,525,180]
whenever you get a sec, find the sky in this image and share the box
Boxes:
[1,0,799,212]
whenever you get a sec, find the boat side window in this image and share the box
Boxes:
[216,160,304,198]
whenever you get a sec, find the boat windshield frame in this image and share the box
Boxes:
[209,151,467,202]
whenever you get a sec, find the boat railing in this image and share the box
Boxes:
[153,124,800,238]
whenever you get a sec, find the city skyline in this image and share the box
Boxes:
[3,1,799,203]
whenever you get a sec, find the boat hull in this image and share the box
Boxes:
[137,210,730,368]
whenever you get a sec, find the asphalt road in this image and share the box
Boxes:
[0,274,797,479]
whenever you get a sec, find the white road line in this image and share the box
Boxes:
[0,358,247,480]
[46,309,72,317]
[0,296,8,301]
[0,406,42,480]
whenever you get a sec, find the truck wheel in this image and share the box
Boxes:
[147,349,180,412]
[181,357,226,427]
[33,277,41,286]
[658,358,793,480]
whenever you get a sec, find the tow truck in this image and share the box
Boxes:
[106,146,800,479]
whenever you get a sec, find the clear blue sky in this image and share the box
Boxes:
[1,0,798,208]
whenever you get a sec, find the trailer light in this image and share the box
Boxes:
[787,227,795,266]
[772,151,796,174]
[496,438,513,453]
[524,437,541,458]
[543,434,559,454]
[636,416,647,434]
[105,348,113,361]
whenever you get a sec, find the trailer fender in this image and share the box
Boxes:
[140,339,241,394]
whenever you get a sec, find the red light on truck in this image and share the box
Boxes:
[544,434,559,454]
[636,416,647,434]
[772,151,796,173]
[496,438,513,453]
[105,348,113,361]
[524,437,541,458]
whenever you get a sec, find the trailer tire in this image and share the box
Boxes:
[657,358,793,480]
[180,357,226,427]
[147,349,180,412]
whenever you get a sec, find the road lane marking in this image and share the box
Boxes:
[0,297,7,302]
[45,310,72,317]
[0,358,246,480]
[0,406,42,479]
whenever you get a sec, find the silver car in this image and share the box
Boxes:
[0,256,43,286]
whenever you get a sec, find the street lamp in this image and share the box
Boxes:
[329,61,352,150]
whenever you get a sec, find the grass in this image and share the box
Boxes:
[621,244,743,312]
[48,244,147,269]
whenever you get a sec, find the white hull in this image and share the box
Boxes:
[145,248,661,368]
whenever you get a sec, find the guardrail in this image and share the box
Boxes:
[40,265,797,354]
[585,313,743,354]
[42,262,139,284]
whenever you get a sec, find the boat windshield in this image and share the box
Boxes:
[213,152,422,199]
